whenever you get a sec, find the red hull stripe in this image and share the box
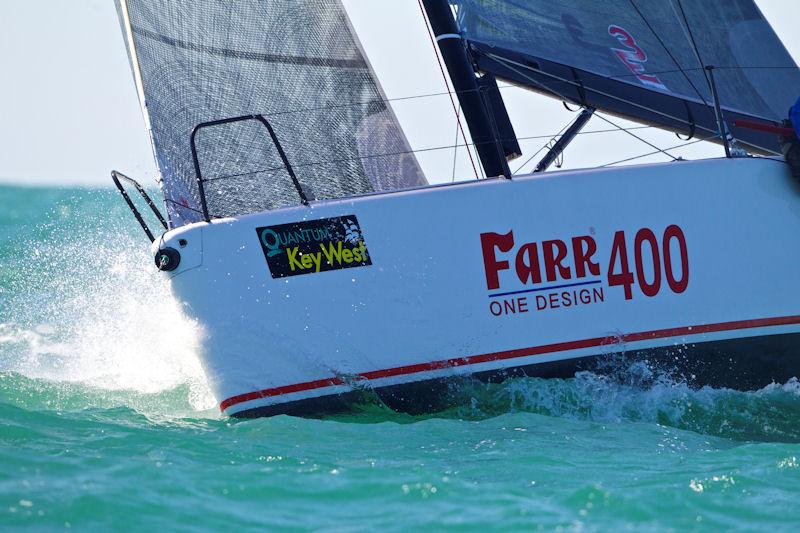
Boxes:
[219,315,800,412]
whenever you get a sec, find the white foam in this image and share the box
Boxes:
[1,236,216,412]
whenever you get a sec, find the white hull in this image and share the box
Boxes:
[157,157,800,417]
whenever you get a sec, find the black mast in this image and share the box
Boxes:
[421,0,511,179]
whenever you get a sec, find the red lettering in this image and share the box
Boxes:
[549,292,560,308]
[515,243,542,285]
[480,231,514,290]
[608,25,666,90]
[571,236,600,278]
[608,230,634,300]
[542,239,571,282]
[609,25,646,61]
[593,287,605,302]
[663,224,689,293]
[634,228,661,297]
[561,291,573,307]
[489,297,529,316]
[536,295,547,310]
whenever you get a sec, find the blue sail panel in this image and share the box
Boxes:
[452,0,800,154]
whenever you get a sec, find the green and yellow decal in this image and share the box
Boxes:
[256,215,371,278]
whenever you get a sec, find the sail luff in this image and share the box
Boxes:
[339,1,430,191]
[116,0,171,205]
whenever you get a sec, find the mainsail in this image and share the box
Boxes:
[116,0,427,227]
[450,0,800,155]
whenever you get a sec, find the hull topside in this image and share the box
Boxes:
[157,157,800,416]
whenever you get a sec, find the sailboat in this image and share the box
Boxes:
[112,0,800,417]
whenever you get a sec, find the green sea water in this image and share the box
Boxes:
[2,184,800,531]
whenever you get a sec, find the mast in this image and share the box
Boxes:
[421,0,511,178]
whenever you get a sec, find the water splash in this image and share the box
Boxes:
[3,187,800,437]
[0,187,215,416]
[437,368,800,442]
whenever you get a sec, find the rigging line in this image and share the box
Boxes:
[599,135,716,167]
[241,63,795,123]
[610,65,799,81]
[259,85,528,119]
[452,103,462,182]
[164,197,205,215]
[258,62,793,118]
[177,65,794,132]
[673,0,735,151]
[484,51,721,138]
[481,51,687,160]
[594,113,678,161]
[513,117,573,174]
[673,0,712,93]
[417,0,480,180]
[202,125,656,183]
[626,0,713,116]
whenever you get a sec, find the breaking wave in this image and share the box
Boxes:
[428,364,800,442]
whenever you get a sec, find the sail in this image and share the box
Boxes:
[116,0,427,227]
[451,0,800,155]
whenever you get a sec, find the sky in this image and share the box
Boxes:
[0,0,798,187]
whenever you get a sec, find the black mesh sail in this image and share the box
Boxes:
[451,0,800,155]
[116,0,427,227]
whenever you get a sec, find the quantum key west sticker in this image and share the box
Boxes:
[255,215,371,278]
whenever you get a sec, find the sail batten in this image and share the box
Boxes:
[130,26,368,69]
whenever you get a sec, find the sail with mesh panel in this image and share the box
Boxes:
[116,0,427,227]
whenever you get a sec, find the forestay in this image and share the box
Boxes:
[451,0,800,155]
[116,0,427,227]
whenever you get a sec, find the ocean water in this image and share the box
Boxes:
[2,184,800,531]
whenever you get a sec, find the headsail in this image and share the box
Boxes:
[450,0,800,155]
[116,0,427,227]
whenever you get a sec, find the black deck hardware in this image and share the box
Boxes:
[190,114,308,222]
[111,170,168,243]
[535,107,595,173]
[155,247,181,271]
